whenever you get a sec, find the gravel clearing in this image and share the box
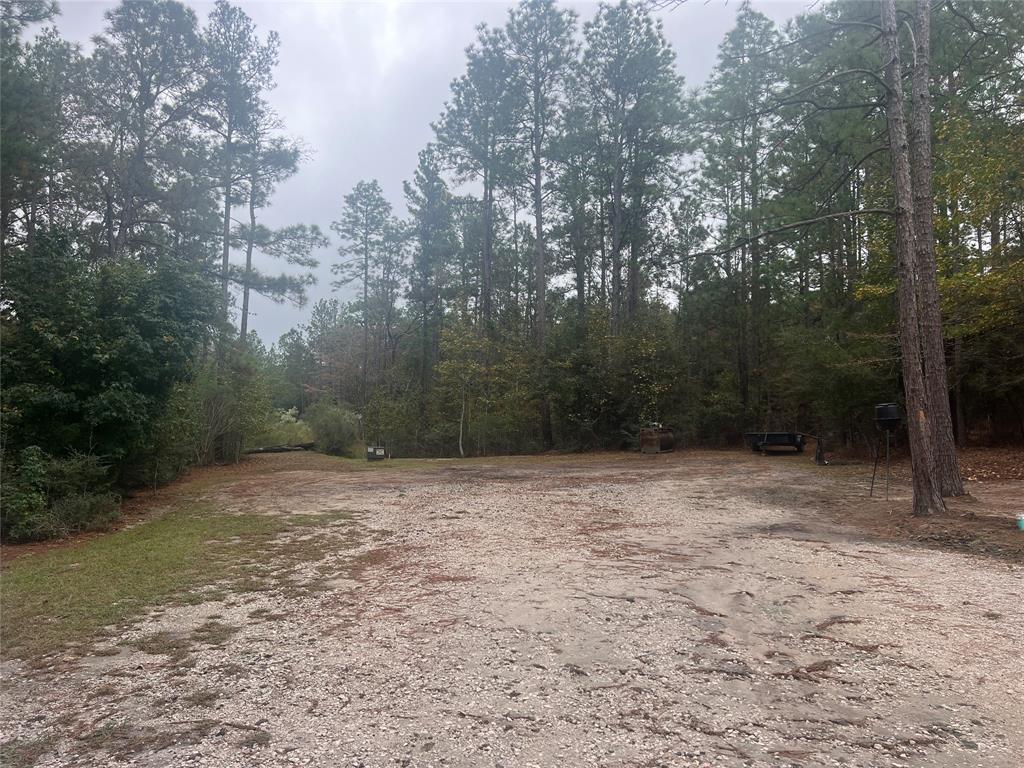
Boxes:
[2,451,1022,767]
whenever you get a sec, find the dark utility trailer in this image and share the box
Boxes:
[745,432,805,453]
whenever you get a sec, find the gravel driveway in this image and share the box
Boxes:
[2,452,1022,767]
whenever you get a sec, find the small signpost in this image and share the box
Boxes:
[366,445,387,461]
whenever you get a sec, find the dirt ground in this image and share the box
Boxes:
[2,449,1022,767]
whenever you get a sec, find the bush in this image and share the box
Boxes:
[249,409,314,448]
[1,447,121,543]
[126,355,274,476]
[304,402,360,456]
[122,378,205,488]
[191,356,273,464]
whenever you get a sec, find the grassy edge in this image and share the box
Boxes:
[0,500,353,661]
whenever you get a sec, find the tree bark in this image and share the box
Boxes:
[909,0,963,496]
[990,209,1001,264]
[626,190,641,322]
[881,0,945,516]
[105,189,115,260]
[598,196,608,304]
[574,210,587,325]
[749,125,763,402]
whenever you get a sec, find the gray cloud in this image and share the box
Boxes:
[48,0,805,345]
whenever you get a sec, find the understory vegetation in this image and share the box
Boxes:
[1,0,313,540]
[1,0,1021,539]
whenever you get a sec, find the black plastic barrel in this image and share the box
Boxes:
[874,403,901,431]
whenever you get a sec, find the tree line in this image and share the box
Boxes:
[1,0,1021,539]
[265,0,1021,515]
[1,0,320,539]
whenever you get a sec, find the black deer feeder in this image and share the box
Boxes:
[870,403,901,500]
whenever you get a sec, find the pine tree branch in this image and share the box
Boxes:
[671,208,895,264]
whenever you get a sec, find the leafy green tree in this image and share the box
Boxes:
[0,1,68,250]
[1,234,217,467]
[82,0,206,260]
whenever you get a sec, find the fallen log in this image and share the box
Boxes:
[245,442,315,454]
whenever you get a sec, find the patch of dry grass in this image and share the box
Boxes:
[1,500,355,661]
[191,620,239,647]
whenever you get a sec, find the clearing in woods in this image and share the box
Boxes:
[1,450,1022,767]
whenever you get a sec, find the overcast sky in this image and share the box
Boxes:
[47,0,806,345]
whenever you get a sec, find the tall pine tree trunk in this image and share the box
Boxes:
[610,155,625,334]
[533,127,553,449]
[105,190,115,259]
[574,207,587,325]
[909,0,963,496]
[221,127,234,322]
[420,272,431,396]
[750,152,763,413]
[240,175,257,340]
[598,196,608,304]
[481,166,494,333]
[626,188,641,322]
[882,0,945,516]
[362,238,369,409]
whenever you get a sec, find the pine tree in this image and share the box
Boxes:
[331,180,393,407]
[434,24,522,333]
[504,0,578,448]
[579,0,685,332]
[236,102,326,338]
[404,146,455,393]
[201,0,278,319]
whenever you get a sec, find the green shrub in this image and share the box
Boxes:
[46,492,121,534]
[1,484,47,542]
[1,447,121,543]
[304,402,360,456]
[249,409,314,448]
[128,378,205,487]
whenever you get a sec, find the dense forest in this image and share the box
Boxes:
[269,2,1022,478]
[1,0,1022,539]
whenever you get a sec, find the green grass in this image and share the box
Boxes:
[0,503,349,660]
